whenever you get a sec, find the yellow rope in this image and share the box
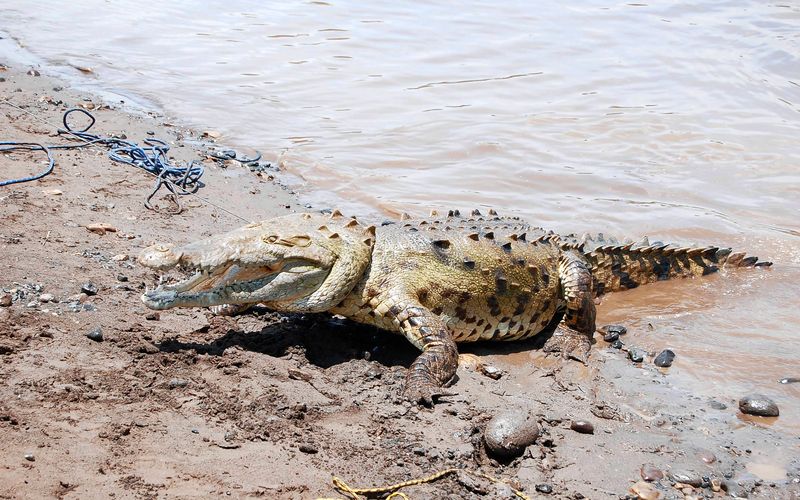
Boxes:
[324,467,531,500]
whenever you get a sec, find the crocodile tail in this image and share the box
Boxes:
[555,233,772,296]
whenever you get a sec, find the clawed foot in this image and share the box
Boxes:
[543,327,592,364]
[402,381,456,407]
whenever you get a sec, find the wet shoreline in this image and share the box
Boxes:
[1,39,799,499]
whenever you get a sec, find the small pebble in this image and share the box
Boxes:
[695,449,716,464]
[39,293,55,303]
[610,339,623,349]
[117,274,129,282]
[640,464,663,481]
[145,312,160,321]
[628,348,646,363]
[722,480,749,498]
[484,410,540,458]
[480,364,503,380]
[81,282,98,296]
[570,420,594,434]
[653,349,675,367]
[298,444,318,454]
[709,399,727,410]
[168,378,188,389]
[0,293,11,307]
[602,330,619,343]
[739,394,779,417]
[669,469,703,487]
[535,483,553,494]
[629,480,660,500]
[86,326,103,342]
[23,453,35,462]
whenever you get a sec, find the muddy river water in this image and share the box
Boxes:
[1,1,798,435]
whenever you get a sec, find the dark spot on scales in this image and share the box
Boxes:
[513,293,531,316]
[540,265,550,285]
[455,307,468,320]
[495,269,508,294]
[432,239,450,250]
[653,257,670,280]
[484,232,494,240]
[418,289,429,303]
[501,242,512,253]
[463,259,476,270]
[389,304,404,316]
[432,306,443,315]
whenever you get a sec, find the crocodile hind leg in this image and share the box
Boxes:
[543,250,596,363]
[383,295,459,405]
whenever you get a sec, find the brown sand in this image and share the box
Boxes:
[1,67,797,499]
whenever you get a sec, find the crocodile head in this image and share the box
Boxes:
[138,212,375,313]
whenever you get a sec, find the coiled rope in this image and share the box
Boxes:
[1,107,204,214]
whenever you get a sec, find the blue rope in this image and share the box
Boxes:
[1,108,205,213]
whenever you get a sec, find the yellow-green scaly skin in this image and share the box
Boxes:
[138,209,770,405]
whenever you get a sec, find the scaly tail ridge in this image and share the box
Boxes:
[553,233,771,296]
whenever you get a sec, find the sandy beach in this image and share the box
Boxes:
[1,65,798,500]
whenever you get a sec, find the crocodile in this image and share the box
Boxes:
[138,209,770,404]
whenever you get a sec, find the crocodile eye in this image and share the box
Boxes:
[155,245,170,252]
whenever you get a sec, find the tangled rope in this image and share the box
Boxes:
[321,467,531,500]
[1,107,204,213]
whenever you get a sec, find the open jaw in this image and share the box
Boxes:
[141,262,279,310]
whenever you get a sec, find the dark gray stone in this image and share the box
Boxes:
[484,410,540,458]
[602,330,619,343]
[81,282,98,296]
[628,348,646,363]
[602,324,627,336]
[654,349,676,367]
[739,394,779,417]
[86,326,103,342]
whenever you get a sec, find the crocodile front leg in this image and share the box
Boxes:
[543,250,596,363]
[377,292,458,405]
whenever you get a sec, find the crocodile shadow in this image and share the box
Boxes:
[156,309,563,370]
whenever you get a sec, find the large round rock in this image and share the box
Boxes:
[739,394,779,417]
[484,410,540,459]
